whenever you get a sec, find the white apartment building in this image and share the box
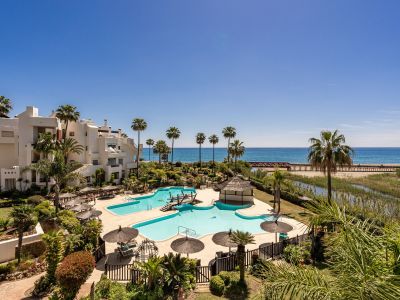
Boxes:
[0,106,138,191]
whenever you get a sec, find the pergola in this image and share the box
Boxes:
[217,176,254,205]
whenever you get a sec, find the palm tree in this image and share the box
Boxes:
[131,118,147,177]
[271,169,285,213]
[138,256,164,292]
[153,140,170,164]
[42,230,64,283]
[57,137,84,163]
[34,132,57,159]
[230,230,255,283]
[10,205,36,264]
[229,140,245,170]
[196,133,206,168]
[166,127,181,164]
[208,134,219,173]
[30,159,52,191]
[308,130,353,204]
[31,151,83,213]
[0,95,12,117]
[222,126,236,162]
[55,104,80,140]
[146,138,155,161]
[261,199,400,300]
[162,253,193,297]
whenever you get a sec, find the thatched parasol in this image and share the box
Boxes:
[212,231,237,249]
[63,198,84,207]
[76,210,93,221]
[70,203,93,212]
[103,226,139,243]
[91,210,102,218]
[59,192,77,199]
[171,237,204,257]
[79,187,97,194]
[260,220,293,242]
[101,185,119,191]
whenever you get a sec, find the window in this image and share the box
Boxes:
[86,176,91,183]
[1,131,14,137]
[92,160,99,165]
[69,131,75,136]
[85,132,87,136]
[118,159,123,165]
[112,172,119,180]
[85,146,88,151]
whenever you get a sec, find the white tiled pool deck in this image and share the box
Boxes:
[94,188,308,265]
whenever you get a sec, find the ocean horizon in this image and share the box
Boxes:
[142,147,400,164]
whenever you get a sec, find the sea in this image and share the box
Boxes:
[143,147,400,164]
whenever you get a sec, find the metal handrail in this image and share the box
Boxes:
[178,226,197,237]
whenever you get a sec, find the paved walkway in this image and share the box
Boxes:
[0,272,45,300]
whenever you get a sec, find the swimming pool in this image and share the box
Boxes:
[107,187,196,215]
[133,202,275,241]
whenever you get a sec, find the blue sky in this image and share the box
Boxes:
[1,0,399,147]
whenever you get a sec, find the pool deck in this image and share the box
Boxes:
[93,187,308,266]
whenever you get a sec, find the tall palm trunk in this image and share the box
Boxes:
[199,144,202,168]
[171,139,175,163]
[54,184,60,214]
[277,185,281,213]
[235,156,237,170]
[158,154,161,164]
[16,227,23,264]
[64,120,69,140]
[227,138,230,162]
[327,164,332,204]
[148,146,151,161]
[212,144,215,174]
[237,244,245,282]
[137,131,141,177]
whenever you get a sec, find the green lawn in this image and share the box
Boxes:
[0,207,13,219]
[253,189,313,225]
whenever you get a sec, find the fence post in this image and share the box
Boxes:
[271,242,274,259]
[104,262,108,276]
[296,234,299,244]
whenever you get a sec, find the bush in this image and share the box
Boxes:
[209,275,225,296]
[57,210,81,233]
[34,200,55,220]
[56,251,95,296]
[0,261,16,275]
[33,275,53,296]
[27,195,46,205]
[396,168,400,178]
[283,244,310,266]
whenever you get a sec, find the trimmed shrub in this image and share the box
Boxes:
[209,275,225,296]
[33,275,53,297]
[56,251,95,296]
[27,195,46,205]
[34,200,55,220]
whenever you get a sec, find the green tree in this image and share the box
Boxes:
[271,169,285,213]
[228,139,245,171]
[42,230,65,283]
[137,256,164,292]
[308,130,353,204]
[0,95,12,117]
[166,126,181,164]
[57,137,84,163]
[131,118,147,177]
[162,253,194,296]
[153,140,170,164]
[10,205,37,264]
[146,138,155,161]
[222,126,236,162]
[64,233,83,255]
[30,151,83,213]
[34,132,57,159]
[261,199,400,300]
[196,133,206,168]
[55,104,80,140]
[208,134,219,173]
[230,230,255,283]
[93,168,106,186]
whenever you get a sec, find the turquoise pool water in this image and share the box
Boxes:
[107,187,196,215]
[133,202,275,241]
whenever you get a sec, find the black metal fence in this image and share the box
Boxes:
[104,233,309,283]
[93,238,106,263]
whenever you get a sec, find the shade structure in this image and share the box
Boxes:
[59,192,77,199]
[260,220,293,243]
[76,210,93,221]
[79,187,97,194]
[63,198,83,207]
[101,185,119,191]
[171,237,204,257]
[212,231,237,248]
[260,221,293,233]
[103,226,139,243]
[70,203,93,212]
[91,210,102,218]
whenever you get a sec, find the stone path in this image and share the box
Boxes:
[0,272,45,300]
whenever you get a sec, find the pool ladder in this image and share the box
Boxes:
[178,226,197,238]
